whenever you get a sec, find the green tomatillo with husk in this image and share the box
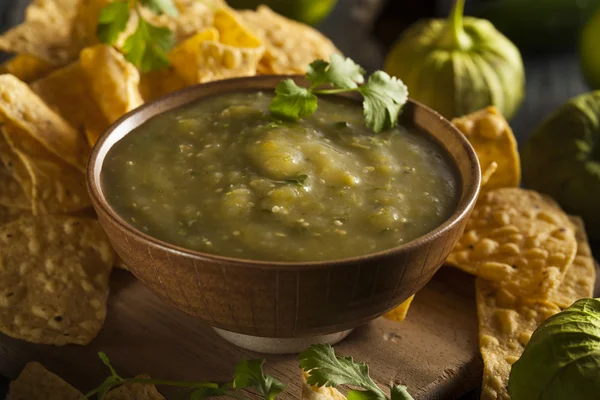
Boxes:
[384,0,525,120]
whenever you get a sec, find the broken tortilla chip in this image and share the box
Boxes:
[446,188,577,299]
[383,295,415,322]
[79,44,144,125]
[301,371,346,400]
[476,278,560,400]
[0,74,90,172]
[239,5,340,74]
[0,215,115,345]
[0,0,76,64]
[548,216,596,308]
[452,107,521,192]
[105,375,166,400]
[7,362,82,400]
[0,54,56,83]
[69,0,111,51]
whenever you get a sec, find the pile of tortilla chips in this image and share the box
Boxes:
[450,108,596,399]
[0,0,339,348]
[385,107,596,399]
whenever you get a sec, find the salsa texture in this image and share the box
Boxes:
[102,92,459,261]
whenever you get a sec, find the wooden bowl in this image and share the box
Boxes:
[87,75,481,340]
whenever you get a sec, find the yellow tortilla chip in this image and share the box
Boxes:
[0,74,89,172]
[7,362,82,400]
[169,28,221,84]
[239,5,340,74]
[383,295,415,322]
[549,216,596,308]
[80,44,144,124]
[446,188,577,299]
[30,61,108,140]
[452,107,521,192]
[0,215,115,345]
[139,67,188,102]
[0,0,76,64]
[301,371,346,400]
[0,54,56,83]
[476,279,560,400]
[105,375,166,400]
[213,8,262,48]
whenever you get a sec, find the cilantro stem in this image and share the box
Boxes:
[313,88,360,95]
[81,378,219,399]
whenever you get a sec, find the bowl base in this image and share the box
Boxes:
[213,328,354,354]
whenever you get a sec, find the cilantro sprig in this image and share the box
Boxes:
[97,0,178,72]
[299,344,414,400]
[82,352,283,400]
[269,55,408,133]
[84,345,413,400]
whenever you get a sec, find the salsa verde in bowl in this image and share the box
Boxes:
[87,75,480,346]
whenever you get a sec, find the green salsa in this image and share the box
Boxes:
[102,91,459,261]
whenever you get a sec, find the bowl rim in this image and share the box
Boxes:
[87,75,481,269]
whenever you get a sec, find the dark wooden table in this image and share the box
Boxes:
[0,1,595,399]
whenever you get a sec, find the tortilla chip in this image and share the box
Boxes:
[239,5,340,74]
[80,44,144,124]
[169,28,221,84]
[0,146,32,210]
[70,0,111,51]
[139,67,188,102]
[7,362,82,400]
[446,188,577,299]
[115,255,129,270]
[383,295,415,322]
[146,0,219,43]
[2,123,90,214]
[0,215,115,345]
[0,54,57,83]
[213,8,262,48]
[452,107,521,192]
[105,375,166,400]
[0,74,90,172]
[548,216,596,308]
[0,206,26,227]
[0,0,76,64]
[301,371,346,400]
[476,279,560,400]
[31,61,108,137]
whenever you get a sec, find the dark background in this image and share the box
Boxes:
[0,0,597,398]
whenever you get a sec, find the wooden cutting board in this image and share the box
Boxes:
[1,265,598,400]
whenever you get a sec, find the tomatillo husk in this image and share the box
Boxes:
[522,91,600,240]
[384,0,525,120]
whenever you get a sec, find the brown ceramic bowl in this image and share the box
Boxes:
[87,76,480,346]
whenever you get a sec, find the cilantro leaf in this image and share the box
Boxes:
[270,79,318,121]
[306,59,330,87]
[234,359,284,400]
[325,54,365,89]
[306,55,365,89]
[390,385,414,400]
[140,0,178,16]
[299,344,385,397]
[359,71,408,133]
[97,1,130,45]
[122,18,174,72]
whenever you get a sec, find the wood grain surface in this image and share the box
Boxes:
[0,268,483,400]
